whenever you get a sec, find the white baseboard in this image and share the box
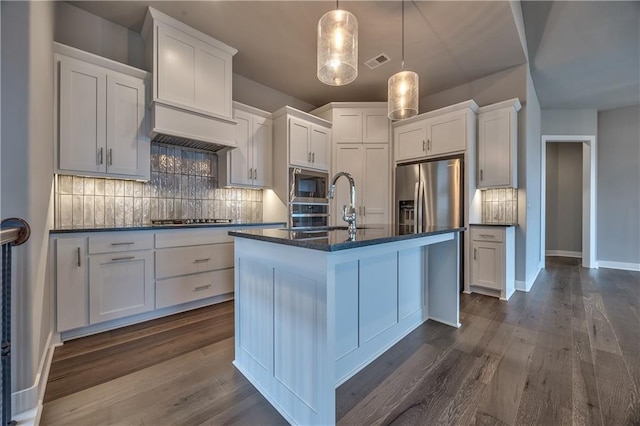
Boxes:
[546,250,582,258]
[13,331,55,425]
[515,262,543,292]
[597,260,640,272]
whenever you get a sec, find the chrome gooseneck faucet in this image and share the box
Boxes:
[328,172,357,234]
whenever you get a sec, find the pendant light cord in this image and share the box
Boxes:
[401,0,405,71]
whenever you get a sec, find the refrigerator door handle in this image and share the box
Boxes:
[417,180,425,233]
[413,182,420,233]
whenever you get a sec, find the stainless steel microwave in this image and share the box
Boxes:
[289,167,329,203]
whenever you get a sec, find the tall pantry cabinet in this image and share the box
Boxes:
[312,103,391,226]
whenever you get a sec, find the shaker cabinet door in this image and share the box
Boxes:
[252,116,272,187]
[230,110,253,186]
[361,145,390,225]
[56,238,88,332]
[310,125,330,171]
[59,57,107,174]
[106,74,146,177]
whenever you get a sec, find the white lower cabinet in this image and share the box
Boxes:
[56,238,88,332]
[89,251,154,323]
[53,226,278,338]
[470,225,515,300]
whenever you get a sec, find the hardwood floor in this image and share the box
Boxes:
[41,257,640,425]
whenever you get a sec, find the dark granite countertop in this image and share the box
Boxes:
[228,224,465,252]
[469,223,518,227]
[50,222,286,234]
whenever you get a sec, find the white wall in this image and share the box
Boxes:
[546,143,583,253]
[542,109,598,135]
[597,105,640,265]
[420,64,527,113]
[54,2,313,113]
[1,0,55,411]
[523,71,543,283]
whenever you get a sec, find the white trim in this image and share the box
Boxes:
[597,260,640,272]
[12,331,55,424]
[541,135,597,269]
[515,261,543,292]
[546,250,582,258]
[53,42,150,80]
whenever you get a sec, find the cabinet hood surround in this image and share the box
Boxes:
[141,7,239,153]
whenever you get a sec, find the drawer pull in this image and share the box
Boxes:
[111,242,135,246]
[479,234,494,238]
[194,258,211,263]
[194,285,212,292]
[474,248,477,260]
[111,256,135,261]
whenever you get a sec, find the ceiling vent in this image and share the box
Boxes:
[364,53,391,70]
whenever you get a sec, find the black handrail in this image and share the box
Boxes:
[1,218,30,426]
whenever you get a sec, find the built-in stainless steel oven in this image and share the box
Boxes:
[289,167,329,228]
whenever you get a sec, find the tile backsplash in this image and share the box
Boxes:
[55,143,263,228]
[481,188,518,224]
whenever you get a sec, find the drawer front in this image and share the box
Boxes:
[471,227,504,242]
[156,268,234,309]
[154,228,234,248]
[155,243,234,279]
[88,232,154,254]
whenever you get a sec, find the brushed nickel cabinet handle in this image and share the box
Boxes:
[109,148,113,166]
[254,169,258,180]
[194,258,211,263]
[249,168,253,179]
[308,152,311,162]
[111,256,135,261]
[77,247,81,267]
[422,140,426,151]
[98,147,104,165]
[194,285,212,292]
[111,242,135,246]
[480,169,484,181]
[473,248,477,260]
[428,139,431,150]
[312,152,315,162]
[363,206,366,216]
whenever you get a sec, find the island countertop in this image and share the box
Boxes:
[228,224,465,251]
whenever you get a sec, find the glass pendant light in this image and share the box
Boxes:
[317,0,358,86]
[388,0,418,120]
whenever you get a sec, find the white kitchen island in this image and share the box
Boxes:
[229,225,464,425]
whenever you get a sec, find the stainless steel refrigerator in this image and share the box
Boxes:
[395,156,463,235]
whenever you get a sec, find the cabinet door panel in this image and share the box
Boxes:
[362,145,390,225]
[106,74,145,177]
[394,121,426,162]
[310,125,330,171]
[478,109,511,187]
[252,116,272,187]
[195,45,229,118]
[427,112,466,156]
[56,238,88,332]
[230,111,252,186]
[89,251,154,324]
[363,110,389,143]
[472,242,502,290]
[335,110,362,143]
[289,118,311,167]
[59,57,106,174]
[157,25,196,108]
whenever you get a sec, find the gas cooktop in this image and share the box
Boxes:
[151,218,233,225]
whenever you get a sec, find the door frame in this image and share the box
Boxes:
[540,135,597,268]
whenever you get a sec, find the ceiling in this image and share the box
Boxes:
[69,1,638,111]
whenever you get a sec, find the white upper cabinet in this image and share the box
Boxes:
[333,107,390,144]
[284,112,331,171]
[219,103,273,188]
[393,100,479,163]
[55,44,150,180]
[477,99,521,188]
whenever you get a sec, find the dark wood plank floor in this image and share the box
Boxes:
[41,257,640,425]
